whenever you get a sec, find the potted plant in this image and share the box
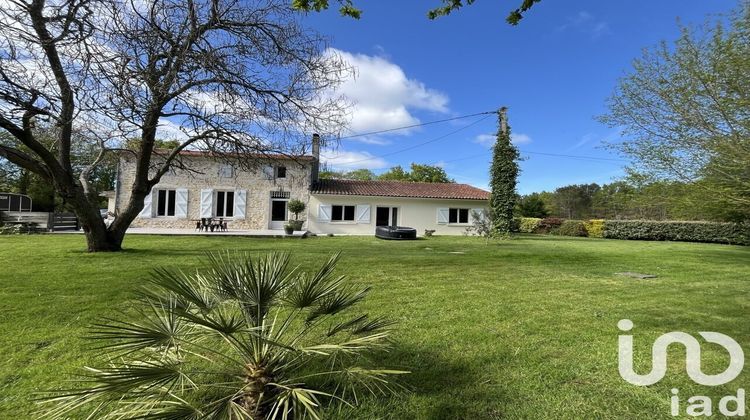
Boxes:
[287,199,306,231]
[284,223,295,235]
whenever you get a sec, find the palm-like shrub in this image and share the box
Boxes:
[44,252,405,419]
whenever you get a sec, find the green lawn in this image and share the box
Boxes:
[1,234,748,419]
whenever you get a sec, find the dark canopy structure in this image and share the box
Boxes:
[0,193,32,212]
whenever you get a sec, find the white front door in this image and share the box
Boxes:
[269,199,288,229]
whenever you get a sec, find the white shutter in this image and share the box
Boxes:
[234,189,247,220]
[175,189,189,219]
[139,191,153,218]
[356,204,371,224]
[262,165,274,179]
[471,208,485,222]
[437,208,449,224]
[200,189,213,218]
[318,204,331,223]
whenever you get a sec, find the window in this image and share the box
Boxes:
[331,205,355,222]
[276,166,287,178]
[449,208,469,224]
[218,164,234,178]
[215,191,235,217]
[156,189,176,217]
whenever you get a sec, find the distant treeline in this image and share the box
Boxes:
[517,179,748,223]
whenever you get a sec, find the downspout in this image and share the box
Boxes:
[114,156,121,216]
[307,134,321,232]
[310,134,320,185]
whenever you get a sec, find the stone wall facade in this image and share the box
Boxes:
[115,154,314,230]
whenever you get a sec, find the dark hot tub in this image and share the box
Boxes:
[375,226,417,240]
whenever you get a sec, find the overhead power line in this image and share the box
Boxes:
[520,150,627,162]
[322,113,493,166]
[428,150,628,167]
[323,108,627,168]
[337,110,497,141]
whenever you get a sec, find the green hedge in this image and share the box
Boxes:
[554,220,587,237]
[514,216,749,245]
[602,220,750,246]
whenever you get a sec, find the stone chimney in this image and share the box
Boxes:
[311,133,320,184]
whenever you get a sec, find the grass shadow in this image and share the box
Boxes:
[321,340,501,419]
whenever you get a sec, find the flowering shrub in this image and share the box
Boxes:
[584,220,605,238]
[518,217,542,233]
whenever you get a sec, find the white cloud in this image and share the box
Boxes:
[511,133,533,145]
[345,136,392,146]
[320,149,389,170]
[156,118,191,140]
[558,11,611,39]
[567,132,596,151]
[474,134,495,147]
[327,48,449,136]
[474,133,532,147]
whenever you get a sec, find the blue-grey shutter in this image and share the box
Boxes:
[175,189,189,219]
[437,208,449,224]
[234,189,247,220]
[318,204,331,223]
[139,191,153,218]
[356,204,371,224]
[200,189,213,218]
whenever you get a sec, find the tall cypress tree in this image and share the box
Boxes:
[489,107,520,235]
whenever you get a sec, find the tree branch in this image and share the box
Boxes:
[0,144,51,178]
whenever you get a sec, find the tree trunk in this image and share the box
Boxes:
[242,365,272,420]
[81,217,125,252]
[68,191,124,252]
[82,222,123,252]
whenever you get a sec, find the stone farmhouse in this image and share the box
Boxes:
[112,135,490,236]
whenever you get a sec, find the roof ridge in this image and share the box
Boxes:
[319,178,479,187]
[142,149,316,160]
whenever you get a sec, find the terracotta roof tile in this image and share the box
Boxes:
[311,179,489,200]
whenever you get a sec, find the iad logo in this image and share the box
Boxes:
[617,319,746,417]
[618,319,744,386]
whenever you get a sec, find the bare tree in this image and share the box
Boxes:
[0,0,347,251]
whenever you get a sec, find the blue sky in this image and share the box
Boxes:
[301,0,738,194]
